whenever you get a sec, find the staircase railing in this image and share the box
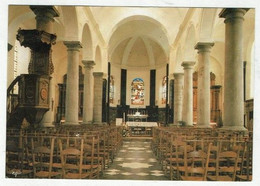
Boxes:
[7,75,22,117]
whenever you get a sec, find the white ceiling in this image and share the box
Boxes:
[89,6,188,68]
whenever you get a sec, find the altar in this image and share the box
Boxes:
[127,112,148,122]
[125,121,158,137]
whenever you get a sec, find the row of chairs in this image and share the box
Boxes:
[152,127,253,181]
[6,125,123,179]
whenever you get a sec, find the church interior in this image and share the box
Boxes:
[4,4,256,183]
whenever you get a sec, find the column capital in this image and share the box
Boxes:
[63,41,82,51]
[195,42,214,52]
[30,6,59,22]
[219,8,249,21]
[82,60,95,69]
[181,61,196,69]
[173,72,184,79]
[93,72,104,77]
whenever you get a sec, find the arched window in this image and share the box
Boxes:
[131,78,144,105]
[162,76,167,104]
[109,75,114,104]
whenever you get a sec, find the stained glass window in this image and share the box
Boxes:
[162,76,167,104]
[131,78,144,105]
[109,75,114,104]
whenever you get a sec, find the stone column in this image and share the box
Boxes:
[173,73,184,124]
[182,61,195,126]
[29,6,59,127]
[41,77,55,127]
[219,8,249,130]
[63,41,82,125]
[82,60,95,124]
[30,6,59,33]
[195,42,214,128]
[93,72,104,124]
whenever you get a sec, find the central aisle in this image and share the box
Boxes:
[101,138,168,180]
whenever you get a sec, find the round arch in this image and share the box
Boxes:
[183,23,196,61]
[8,12,35,45]
[94,45,102,72]
[81,23,93,60]
[174,45,183,73]
[108,15,169,60]
[198,8,217,42]
[108,15,169,45]
[60,6,79,40]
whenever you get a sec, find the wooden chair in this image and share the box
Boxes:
[6,137,33,178]
[236,141,252,181]
[107,127,118,162]
[31,137,61,178]
[98,130,110,169]
[207,141,241,181]
[59,138,90,179]
[165,137,188,180]
[179,142,212,181]
[82,135,102,178]
[156,129,168,163]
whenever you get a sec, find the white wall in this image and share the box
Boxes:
[110,65,168,108]
[16,41,30,76]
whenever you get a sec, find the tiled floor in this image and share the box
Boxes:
[101,138,168,180]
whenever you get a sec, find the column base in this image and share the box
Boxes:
[81,121,93,125]
[169,123,180,127]
[64,121,80,125]
[195,124,211,128]
[183,124,194,127]
[41,122,55,128]
[92,121,102,125]
[219,125,248,131]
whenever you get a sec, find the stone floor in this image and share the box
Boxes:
[100,138,168,180]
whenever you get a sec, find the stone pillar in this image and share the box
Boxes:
[93,72,104,124]
[219,8,249,130]
[182,61,195,126]
[41,77,55,127]
[82,60,95,124]
[173,73,184,124]
[63,41,82,125]
[195,42,214,128]
[29,6,59,127]
[30,6,59,33]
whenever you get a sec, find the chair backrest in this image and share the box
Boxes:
[216,141,242,181]
[183,141,212,181]
[59,138,84,178]
[237,140,253,180]
[31,137,55,178]
[6,135,25,172]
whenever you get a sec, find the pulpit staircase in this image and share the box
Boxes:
[7,74,50,129]
[7,75,24,128]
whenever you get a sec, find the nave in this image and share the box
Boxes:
[6,125,253,181]
[101,139,167,180]
[4,5,256,183]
